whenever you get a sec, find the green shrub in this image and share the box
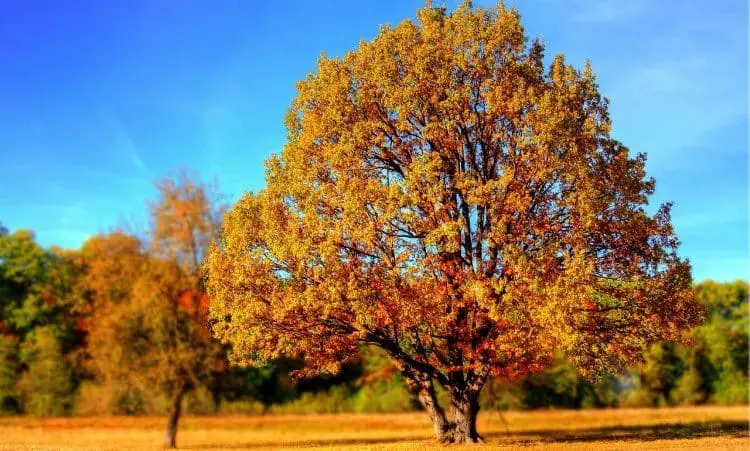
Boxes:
[671,366,706,405]
[17,327,75,416]
[185,385,218,414]
[217,399,266,415]
[351,376,415,413]
[269,385,354,414]
[712,371,749,405]
[0,335,20,414]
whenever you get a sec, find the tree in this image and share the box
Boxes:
[150,168,225,278]
[148,169,227,448]
[0,230,49,333]
[79,231,147,315]
[81,232,154,413]
[87,256,223,441]
[622,280,747,406]
[17,326,75,416]
[206,2,704,443]
[692,280,747,404]
[0,230,83,414]
[630,342,684,406]
[0,335,20,413]
[84,172,226,448]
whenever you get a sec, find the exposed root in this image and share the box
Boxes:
[438,423,485,444]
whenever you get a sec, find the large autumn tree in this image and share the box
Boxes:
[206,2,704,443]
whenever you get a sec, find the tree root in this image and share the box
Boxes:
[438,423,485,444]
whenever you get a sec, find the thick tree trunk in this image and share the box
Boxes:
[408,376,450,439]
[446,391,482,444]
[164,383,187,448]
[403,364,489,444]
[404,373,484,444]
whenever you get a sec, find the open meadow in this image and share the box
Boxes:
[1,406,747,450]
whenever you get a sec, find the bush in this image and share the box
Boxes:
[269,385,355,414]
[351,376,415,413]
[17,327,75,416]
[74,381,167,415]
[712,371,749,405]
[216,399,266,415]
[671,366,706,405]
[0,335,20,414]
[74,382,115,416]
[185,385,218,414]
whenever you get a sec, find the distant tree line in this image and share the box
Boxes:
[0,172,746,423]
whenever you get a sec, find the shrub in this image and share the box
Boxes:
[17,327,75,416]
[269,385,355,414]
[0,335,20,414]
[351,376,415,413]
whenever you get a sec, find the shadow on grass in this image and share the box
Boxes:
[187,420,749,449]
[486,420,749,445]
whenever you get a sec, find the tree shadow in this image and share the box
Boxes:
[187,420,748,449]
[484,420,749,445]
[187,435,423,449]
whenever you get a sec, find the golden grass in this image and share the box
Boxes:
[0,406,747,450]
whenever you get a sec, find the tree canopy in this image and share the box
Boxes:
[206,2,704,443]
[82,171,226,448]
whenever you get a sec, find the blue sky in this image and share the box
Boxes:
[0,0,746,282]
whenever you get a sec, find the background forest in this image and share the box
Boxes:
[0,170,746,418]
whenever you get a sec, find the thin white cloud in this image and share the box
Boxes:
[102,111,147,171]
[607,54,746,166]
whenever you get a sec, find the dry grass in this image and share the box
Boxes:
[0,406,747,450]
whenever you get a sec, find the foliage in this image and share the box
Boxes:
[693,280,748,404]
[16,326,75,416]
[149,167,225,277]
[81,171,228,447]
[78,231,147,316]
[0,168,743,426]
[0,230,83,415]
[0,335,20,413]
[619,280,747,407]
[0,203,745,420]
[215,361,299,411]
[206,2,703,442]
[351,376,415,413]
[269,385,355,414]
[0,230,57,333]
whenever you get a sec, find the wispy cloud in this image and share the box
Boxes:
[102,112,147,171]
[606,54,746,167]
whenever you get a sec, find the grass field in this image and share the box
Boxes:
[1,406,747,450]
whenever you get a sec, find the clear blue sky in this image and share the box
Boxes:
[0,0,746,282]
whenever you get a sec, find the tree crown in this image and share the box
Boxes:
[207,2,703,384]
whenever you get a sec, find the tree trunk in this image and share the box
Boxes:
[446,391,482,444]
[404,372,485,444]
[164,383,187,448]
[407,376,450,439]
